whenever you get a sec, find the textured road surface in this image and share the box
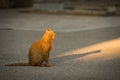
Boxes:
[0,9,120,80]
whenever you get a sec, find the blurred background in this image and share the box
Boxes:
[0,0,120,16]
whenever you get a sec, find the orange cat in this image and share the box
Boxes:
[5,28,56,67]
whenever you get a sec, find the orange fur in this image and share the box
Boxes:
[29,28,56,67]
[5,28,56,67]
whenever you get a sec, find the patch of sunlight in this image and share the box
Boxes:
[52,38,120,62]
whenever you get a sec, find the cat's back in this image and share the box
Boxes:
[29,40,42,54]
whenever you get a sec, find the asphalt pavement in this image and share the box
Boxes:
[0,9,120,80]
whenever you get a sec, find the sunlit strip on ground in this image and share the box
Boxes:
[52,38,120,62]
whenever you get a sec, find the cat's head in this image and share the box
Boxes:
[44,28,56,39]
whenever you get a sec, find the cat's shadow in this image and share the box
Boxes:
[50,50,101,65]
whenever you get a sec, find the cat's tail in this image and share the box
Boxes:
[5,63,30,66]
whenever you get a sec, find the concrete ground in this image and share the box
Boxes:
[0,9,120,80]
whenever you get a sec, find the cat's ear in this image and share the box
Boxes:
[47,28,52,31]
[44,28,50,32]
